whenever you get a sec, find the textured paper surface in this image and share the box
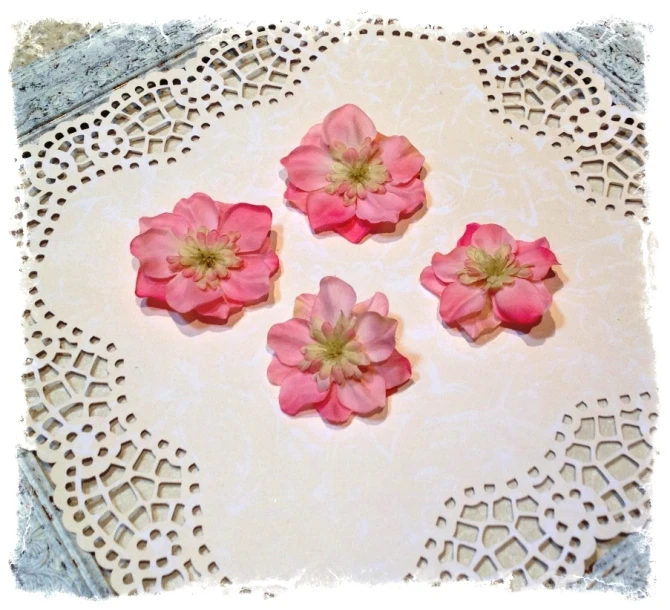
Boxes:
[35,34,654,585]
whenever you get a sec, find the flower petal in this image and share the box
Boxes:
[221,254,273,304]
[420,266,446,297]
[515,238,559,281]
[386,179,426,214]
[280,145,333,191]
[356,179,425,224]
[256,235,273,253]
[300,123,325,148]
[139,212,190,237]
[457,302,501,340]
[293,293,317,320]
[456,223,481,247]
[321,104,377,149]
[431,246,468,283]
[130,228,181,278]
[333,216,373,243]
[315,389,353,425]
[379,135,425,183]
[267,318,312,366]
[284,182,310,213]
[261,251,280,276]
[355,311,397,362]
[337,372,387,414]
[438,282,487,325]
[534,280,553,309]
[173,192,221,230]
[165,275,221,313]
[353,292,389,316]
[219,203,272,253]
[279,370,329,416]
[375,349,412,390]
[470,224,517,255]
[267,356,295,385]
[312,276,357,325]
[135,270,169,301]
[492,278,551,326]
[193,298,236,322]
[306,191,356,232]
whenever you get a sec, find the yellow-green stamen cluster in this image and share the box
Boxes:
[324,138,389,205]
[298,312,370,391]
[167,228,243,291]
[459,244,531,290]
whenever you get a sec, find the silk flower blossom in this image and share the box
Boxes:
[267,277,412,424]
[421,223,559,340]
[280,104,427,243]
[130,193,279,323]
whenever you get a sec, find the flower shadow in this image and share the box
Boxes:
[273,368,418,430]
[137,228,283,337]
[367,201,429,244]
[279,164,431,244]
[359,378,416,427]
[441,320,504,347]
[515,269,566,346]
[360,336,421,426]
[436,269,566,347]
[271,335,420,430]
[369,164,431,244]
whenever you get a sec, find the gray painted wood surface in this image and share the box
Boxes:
[12,19,220,143]
[11,449,113,597]
[544,19,648,111]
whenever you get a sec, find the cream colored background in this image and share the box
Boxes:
[37,35,654,585]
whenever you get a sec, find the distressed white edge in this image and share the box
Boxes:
[1,2,668,609]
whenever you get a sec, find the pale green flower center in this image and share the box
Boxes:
[298,312,371,389]
[459,244,531,290]
[166,228,243,291]
[324,138,389,205]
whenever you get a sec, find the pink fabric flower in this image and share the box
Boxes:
[267,277,412,424]
[130,193,279,323]
[280,104,426,243]
[421,223,559,340]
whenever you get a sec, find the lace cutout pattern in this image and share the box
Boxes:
[22,307,219,594]
[17,22,337,594]
[409,392,656,589]
[447,30,648,222]
[322,22,649,221]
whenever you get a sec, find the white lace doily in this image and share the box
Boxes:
[17,20,655,595]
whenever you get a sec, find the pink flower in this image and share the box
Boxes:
[280,104,426,243]
[267,277,412,424]
[420,223,559,340]
[130,193,279,323]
